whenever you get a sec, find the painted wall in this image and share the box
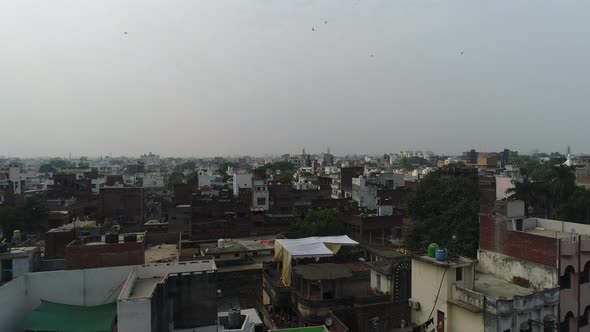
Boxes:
[411,259,451,331]
[447,304,483,332]
[370,270,391,294]
[233,173,253,197]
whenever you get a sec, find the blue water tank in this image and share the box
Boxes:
[435,249,447,262]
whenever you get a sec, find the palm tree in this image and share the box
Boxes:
[506,175,537,216]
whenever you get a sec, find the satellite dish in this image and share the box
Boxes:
[325,317,333,327]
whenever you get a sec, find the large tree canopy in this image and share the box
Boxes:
[404,172,480,257]
[289,208,345,237]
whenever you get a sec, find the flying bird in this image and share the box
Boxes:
[124,32,128,34]
[312,27,315,31]
[460,51,464,55]
[370,54,374,57]
[325,21,328,24]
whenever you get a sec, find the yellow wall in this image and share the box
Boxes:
[448,304,484,332]
[411,258,451,330]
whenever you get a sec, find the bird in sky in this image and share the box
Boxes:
[370,54,374,57]
[325,21,328,24]
[124,32,128,34]
[460,51,464,55]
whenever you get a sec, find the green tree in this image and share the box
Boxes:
[556,187,590,224]
[290,208,345,237]
[404,172,480,257]
[167,171,185,190]
[0,197,49,240]
[398,157,431,171]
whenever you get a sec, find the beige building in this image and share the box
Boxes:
[410,253,559,332]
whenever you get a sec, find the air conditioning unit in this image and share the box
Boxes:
[408,299,421,311]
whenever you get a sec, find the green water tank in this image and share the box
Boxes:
[428,243,439,258]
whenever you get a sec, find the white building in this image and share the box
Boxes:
[252,179,269,211]
[0,260,219,332]
[233,173,253,197]
[352,176,377,210]
[142,173,166,188]
[0,246,40,284]
[140,152,160,166]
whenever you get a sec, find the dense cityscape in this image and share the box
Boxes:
[0,148,589,331]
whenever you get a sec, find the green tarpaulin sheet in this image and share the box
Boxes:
[22,300,116,332]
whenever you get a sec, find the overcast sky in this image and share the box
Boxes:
[1,1,589,158]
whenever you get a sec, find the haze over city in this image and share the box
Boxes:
[1,0,589,157]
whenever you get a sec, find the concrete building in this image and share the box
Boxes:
[65,232,146,269]
[142,172,166,188]
[234,173,253,197]
[410,252,559,332]
[480,200,590,331]
[140,152,160,166]
[352,176,377,209]
[99,187,145,223]
[0,246,40,284]
[169,204,192,238]
[0,260,217,332]
[252,179,269,211]
[199,237,275,261]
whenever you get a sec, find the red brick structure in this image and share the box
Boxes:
[65,233,145,269]
[479,200,590,331]
[99,187,144,223]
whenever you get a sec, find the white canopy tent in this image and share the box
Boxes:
[273,235,359,286]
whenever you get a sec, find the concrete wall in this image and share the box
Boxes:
[25,266,133,309]
[411,258,451,331]
[233,173,253,197]
[0,277,28,332]
[118,298,152,332]
[477,250,558,290]
[370,269,392,294]
[447,303,483,332]
[12,256,31,279]
[494,176,514,200]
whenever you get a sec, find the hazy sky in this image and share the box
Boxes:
[1,1,589,158]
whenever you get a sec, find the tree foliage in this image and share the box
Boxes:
[0,197,49,240]
[39,158,72,174]
[398,157,431,171]
[289,208,345,237]
[404,172,480,257]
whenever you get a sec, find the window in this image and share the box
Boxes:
[252,252,258,256]
[257,197,266,206]
[376,274,381,290]
[560,266,575,289]
[214,255,220,259]
[234,253,240,258]
[582,262,590,284]
[456,267,463,282]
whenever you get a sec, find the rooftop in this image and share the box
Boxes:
[145,244,178,263]
[128,277,163,298]
[413,255,476,268]
[200,236,275,255]
[473,272,535,300]
[47,221,97,233]
[74,233,145,246]
[0,246,39,258]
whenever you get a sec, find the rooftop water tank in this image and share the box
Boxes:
[427,243,438,258]
[217,238,225,249]
[435,249,447,262]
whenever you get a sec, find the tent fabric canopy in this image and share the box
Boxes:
[22,300,117,332]
[274,235,359,286]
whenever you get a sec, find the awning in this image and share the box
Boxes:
[274,236,358,286]
[22,300,117,332]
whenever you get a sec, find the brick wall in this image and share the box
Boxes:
[480,209,557,267]
[45,230,75,259]
[65,241,145,269]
